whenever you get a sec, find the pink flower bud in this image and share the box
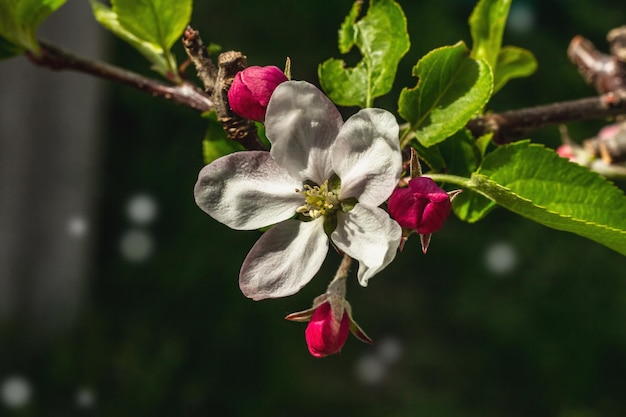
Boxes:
[227,66,288,122]
[388,177,451,234]
[305,301,350,358]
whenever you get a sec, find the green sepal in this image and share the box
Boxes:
[340,198,358,213]
[328,173,342,193]
[323,213,338,237]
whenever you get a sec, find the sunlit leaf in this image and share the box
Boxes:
[17,0,67,34]
[469,0,511,69]
[90,0,169,76]
[319,0,410,108]
[112,0,192,52]
[493,46,537,93]
[0,0,67,55]
[398,42,492,147]
[452,189,496,222]
[448,141,626,255]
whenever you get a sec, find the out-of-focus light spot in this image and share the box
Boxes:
[485,241,517,275]
[377,336,403,365]
[76,387,96,409]
[126,194,158,225]
[119,229,154,262]
[355,353,386,385]
[507,3,535,35]
[1,375,32,409]
[67,216,88,238]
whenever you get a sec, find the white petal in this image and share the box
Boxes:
[194,151,303,230]
[240,218,329,300]
[331,204,401,286]
[331,108,402,206]
[265,81,343,185]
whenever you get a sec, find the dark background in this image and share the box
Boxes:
[2,0,626,416]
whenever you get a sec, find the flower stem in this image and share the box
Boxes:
[326,254,352,297]
[422,173,473,188]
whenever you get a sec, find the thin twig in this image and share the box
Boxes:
[31,40,215,112]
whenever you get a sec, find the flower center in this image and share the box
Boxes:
[295,180,340,219]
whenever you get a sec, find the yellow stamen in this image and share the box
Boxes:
[295,181,339,219]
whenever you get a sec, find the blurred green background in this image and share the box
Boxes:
[2,0,626,416]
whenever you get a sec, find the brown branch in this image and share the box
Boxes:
[29,40,215,112]
[182,26,265,151]
[468,28,626,145]
[467,92,626,144]
[181,26,217,92]
[29,37,265,151]
[28,29,626,151]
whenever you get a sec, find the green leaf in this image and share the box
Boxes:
[469,0,511,69]
[475,132,493,157]
[112,0,191,52]
[434,129,495,222]
[0,33,24,59]
[452,189,496,223]
[201,111,244,165]
[0,0,67,55]
[90,0,191,79]
[438,129,481,177]
[493,46,537,93]
[398,42,493,148]
[318,0,410,108]
[90,0,169,76]
[0,1,19,47]
[443,141,626,255]
[410,139,445,172]
[338,0,362,54]
[16,0,67,34]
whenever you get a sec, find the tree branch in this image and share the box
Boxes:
[182,26,265,151]
[25,33,626,151]
[466,92,626,144]
[29,40,215,112]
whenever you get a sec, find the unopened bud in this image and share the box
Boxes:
[305,301,350,358]
[227,66,288,122]
[388,177,452,234]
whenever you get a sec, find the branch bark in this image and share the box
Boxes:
[466,91,626,144]
[182,26,265,151]
[29,40,215,112]
[24,38,626,149]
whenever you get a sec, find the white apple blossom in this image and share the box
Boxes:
[194,81,402,300]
